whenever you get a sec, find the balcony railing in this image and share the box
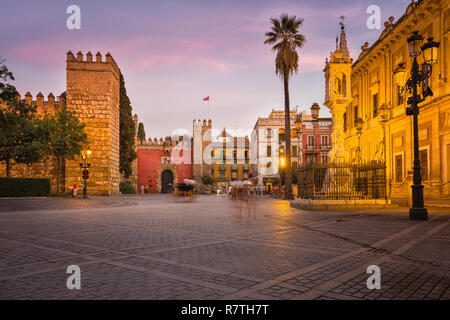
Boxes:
[320,144,331,150]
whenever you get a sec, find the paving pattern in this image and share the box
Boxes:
[0,195,449,300]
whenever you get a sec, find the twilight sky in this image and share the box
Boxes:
[0,0,411,139]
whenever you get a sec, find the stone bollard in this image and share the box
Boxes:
[407,170,413,207]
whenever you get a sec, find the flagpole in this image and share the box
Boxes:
[208,99,210,120]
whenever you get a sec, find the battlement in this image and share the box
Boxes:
[66,51,120,79]
[193,119,212,128]
[138,136,182,147]
[0,91,66,115]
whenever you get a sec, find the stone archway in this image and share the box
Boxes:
[157,165,177,193]
[161,170,173,193]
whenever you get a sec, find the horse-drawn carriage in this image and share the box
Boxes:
[173,179,196,202]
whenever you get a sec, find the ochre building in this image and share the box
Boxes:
[0,51,133,195]
[324,0,450,200]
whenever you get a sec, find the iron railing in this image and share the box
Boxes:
[297,161,386,200]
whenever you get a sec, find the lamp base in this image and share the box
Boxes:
[409,207,428,221]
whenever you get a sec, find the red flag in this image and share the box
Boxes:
[203,96,210,101]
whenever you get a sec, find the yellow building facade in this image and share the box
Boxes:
[211,129,250,189]
[325,0,450,200]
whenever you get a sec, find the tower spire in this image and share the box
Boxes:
[338,15,350,61]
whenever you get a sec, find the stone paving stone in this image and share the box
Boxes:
[329,260,450,300]
[0,195,448,300]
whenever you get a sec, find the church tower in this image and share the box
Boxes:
[323,19,352,161]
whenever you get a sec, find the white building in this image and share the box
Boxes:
[251,109,300,191]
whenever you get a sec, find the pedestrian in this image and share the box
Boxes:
[140,185,145,195]
[72,184,78,197]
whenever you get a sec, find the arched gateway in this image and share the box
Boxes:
[161,170,174,193]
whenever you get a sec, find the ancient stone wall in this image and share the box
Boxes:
[65,51,121,196]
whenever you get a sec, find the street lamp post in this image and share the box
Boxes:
[355,118,364,166]
[355,118,364,194]
[379,104,390,201]
[80,148,92,198]
[310,103,320,163]
[394,31,440,221]
[295,114,303,198]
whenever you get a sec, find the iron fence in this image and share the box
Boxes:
[297,161,386,200]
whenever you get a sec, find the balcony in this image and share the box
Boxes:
[320,144,331,150]
[306,144,315,150]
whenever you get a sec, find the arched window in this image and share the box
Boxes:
[342,74,347,97]
[335,77,342,95]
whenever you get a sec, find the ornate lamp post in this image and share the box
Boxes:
[394,31,440,221]
[355,117,364,166]
[379,104,390,201]
[310,103,320,163]
[80,148,92,198]
[295,113,303,165]
[355,117,364,194]
[295,114,303,198]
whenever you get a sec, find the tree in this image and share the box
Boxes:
[0,59,19,101]
[119,73,137,178]
[264,14,305,200]
[201,175,213,185]
[137,122,146,145]
[36,106,87,195]
[0,60,40,177]
[0,101,41,177]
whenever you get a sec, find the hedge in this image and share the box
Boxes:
[119,181,136,194]
[0,178,51,197]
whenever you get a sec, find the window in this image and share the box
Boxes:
[422,64,430,90]
[343,112,347,132]
[354,106,358,125]
[321,154,329,163]
[267,145,272,157]
[321,136,329,147]
[220,172,225,179]
[292,161,297,169]
[373,93,379,117]
[233,150,237,160]
[419,149,428,180]
[266,129,272,137]
[245,150,248,160]
[279,147,284,155]
[307,136,315,147]
[397,86,404,106]
[306,154,316,163]
[266,162,272,168]
[395,155,403,183]
[211,149,215,158]
[292,146,297,157]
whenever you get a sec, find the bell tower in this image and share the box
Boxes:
[324,18,352,161]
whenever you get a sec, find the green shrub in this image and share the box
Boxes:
[0,178,50,197]
[201,175,213,185]
[119,181,136,194]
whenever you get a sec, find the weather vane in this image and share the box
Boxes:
[339,15,346,29]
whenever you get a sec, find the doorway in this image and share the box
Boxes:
[161,170,174,193]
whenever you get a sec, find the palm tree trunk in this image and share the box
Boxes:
[56,156,60,197]
[283,68,293,199]
[5,159,10,178]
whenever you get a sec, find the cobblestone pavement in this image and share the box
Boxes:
[0,195,449,300]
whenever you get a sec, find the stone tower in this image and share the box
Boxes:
[192,119,212,182]
[65,51,121,195]
[323,22,353,161]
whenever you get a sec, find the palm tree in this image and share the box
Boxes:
[264,14,305,200]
